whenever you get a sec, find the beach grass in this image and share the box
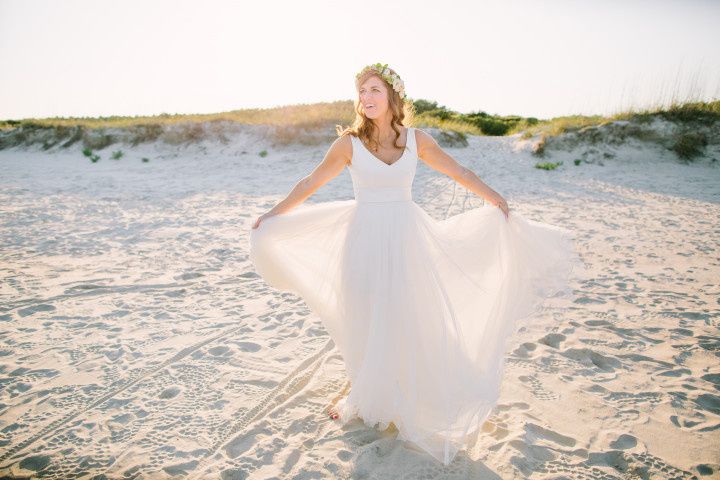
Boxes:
[0,96,717,150]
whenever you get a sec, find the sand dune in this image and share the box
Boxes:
[0,125,718,478]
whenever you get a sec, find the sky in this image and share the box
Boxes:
[1,0,719,121]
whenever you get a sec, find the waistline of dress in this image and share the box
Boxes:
[354,186,412,203]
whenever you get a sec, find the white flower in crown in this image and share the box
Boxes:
[355,63,408,100]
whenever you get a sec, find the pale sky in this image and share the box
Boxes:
[1,0,719,121]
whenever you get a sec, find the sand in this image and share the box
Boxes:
[0,124,718,479]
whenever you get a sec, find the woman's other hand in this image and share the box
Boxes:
[492,196,510,220]
[252,212,275,229]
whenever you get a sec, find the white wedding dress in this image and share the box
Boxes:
[248,127,582,466]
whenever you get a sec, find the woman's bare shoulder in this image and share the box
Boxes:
[412,128,439,157]
[329,132,354,165]
[413,128,434,144]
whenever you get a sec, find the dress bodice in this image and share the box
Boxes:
[348,127,417,203]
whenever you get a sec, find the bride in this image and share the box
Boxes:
[249,63,580,466]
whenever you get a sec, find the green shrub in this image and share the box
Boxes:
[671,132,708,161]
[412,99,445,115]
[535,161,563,170]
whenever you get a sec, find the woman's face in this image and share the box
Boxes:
[358,75,389,119]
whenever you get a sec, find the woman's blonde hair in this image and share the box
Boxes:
[335,66,415,159]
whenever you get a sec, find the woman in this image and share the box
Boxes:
[249,63,581,466]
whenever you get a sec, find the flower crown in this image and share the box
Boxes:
[355,63,407,100]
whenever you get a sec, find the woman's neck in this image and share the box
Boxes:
[371,117,404,144]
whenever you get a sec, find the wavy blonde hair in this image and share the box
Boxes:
[335,66,416,160]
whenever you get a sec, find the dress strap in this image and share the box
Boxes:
[349,134,360,162]
[406,127,416,156]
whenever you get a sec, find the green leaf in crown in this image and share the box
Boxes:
[354,62,407,100]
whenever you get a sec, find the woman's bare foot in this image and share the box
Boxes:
[326,400,340,420]
[326,381,351,420]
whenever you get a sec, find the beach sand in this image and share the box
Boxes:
[0,125,718,478]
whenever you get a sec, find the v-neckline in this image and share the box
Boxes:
[358,128,411,167]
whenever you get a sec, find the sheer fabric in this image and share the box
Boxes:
[249,127,582,465]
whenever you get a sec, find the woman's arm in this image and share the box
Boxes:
[415,129,509,218]
[252,135,351,229]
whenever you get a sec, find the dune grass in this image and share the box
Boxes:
[0,100,354,131]
[1,96,717,151]
[513,99,720,138]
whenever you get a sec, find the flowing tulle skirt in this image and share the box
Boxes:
[248,199,582,465]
